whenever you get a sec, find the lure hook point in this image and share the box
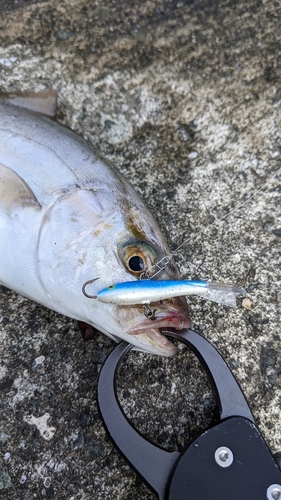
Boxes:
[82,277,100,299]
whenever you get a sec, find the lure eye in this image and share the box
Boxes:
[128,256,145,272]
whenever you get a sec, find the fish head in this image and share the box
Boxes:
[84,239,190,356]
[83,193,190,356]
[38,188,189,356]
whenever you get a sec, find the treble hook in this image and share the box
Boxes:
[82,277,100,299]
[143,304,157,321]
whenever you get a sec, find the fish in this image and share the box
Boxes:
[0,90,190,357]
[95,279,245,307]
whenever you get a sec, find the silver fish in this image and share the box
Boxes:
[0,90,189,356]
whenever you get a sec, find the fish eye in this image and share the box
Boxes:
[128,256,145,272]
[119,240,158,277]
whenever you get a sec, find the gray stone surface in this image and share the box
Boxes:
[0,0,281,498]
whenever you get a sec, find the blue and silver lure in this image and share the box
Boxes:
[96,279,245,307]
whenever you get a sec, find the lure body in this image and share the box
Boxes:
[97,280,245,307]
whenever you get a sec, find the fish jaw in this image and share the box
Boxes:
[117,297,190,356]
[127,309,190,333]
[128,328,178,357]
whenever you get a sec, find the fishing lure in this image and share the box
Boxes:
[87,279,245,307]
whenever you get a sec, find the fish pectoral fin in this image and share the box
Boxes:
[0,163,41,213]
[0,89,57,117]
[78,321,99,341]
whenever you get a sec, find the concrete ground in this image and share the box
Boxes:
[0,0,281,498]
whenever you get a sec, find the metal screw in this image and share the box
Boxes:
[214,446,234,468]
[267,484,281,500]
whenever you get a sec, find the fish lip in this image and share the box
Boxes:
[129,328,178,357]
[127,310,190,334]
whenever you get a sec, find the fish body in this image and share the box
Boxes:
[0,93,189,356]
[97,279,245,307]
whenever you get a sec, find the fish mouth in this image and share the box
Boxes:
[118,298,190,357]
[128,310,189,334]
